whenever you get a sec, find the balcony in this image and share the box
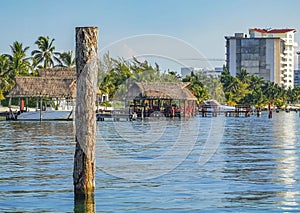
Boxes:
[281,66,287,71]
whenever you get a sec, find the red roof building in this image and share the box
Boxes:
[225,28,297,88]
[249,28,296,34]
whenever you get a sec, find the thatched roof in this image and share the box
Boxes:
[7,67,76,98]
[37,67,76,78]
[126,82,197,101]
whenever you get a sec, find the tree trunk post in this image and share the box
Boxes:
[73,26,98,200]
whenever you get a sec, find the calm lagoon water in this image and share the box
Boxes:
[0,112,300,212]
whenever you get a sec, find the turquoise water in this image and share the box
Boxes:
[0,112,300,212]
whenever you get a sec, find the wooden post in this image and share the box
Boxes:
[40,98,42,121]
[25,97,28,111]
[73,27,98,200]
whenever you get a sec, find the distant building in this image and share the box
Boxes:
[294,52,300,87]
[294,70,300,87]
[181,67,223,78]
[225,28,296,88]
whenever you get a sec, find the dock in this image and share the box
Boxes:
[96,109,132,121]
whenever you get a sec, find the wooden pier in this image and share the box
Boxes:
[96,109,132,121]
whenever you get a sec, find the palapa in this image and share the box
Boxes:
[127,82,197,101]
[7,67,76,98]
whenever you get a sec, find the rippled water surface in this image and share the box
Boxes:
[0,112,300,212]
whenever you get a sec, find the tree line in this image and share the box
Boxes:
[99,55,300,108]
[1,36,299,108]
[221,68,300,107]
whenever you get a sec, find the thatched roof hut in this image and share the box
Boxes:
[127,82,197,101]
[127,82,196,117]
[7,67,76,98]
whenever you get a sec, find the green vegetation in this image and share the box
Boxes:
[31,36,61,69]
[221,68,300,108]
[98,54,180,103]
[0,36,78,105]
[0,36,299,109]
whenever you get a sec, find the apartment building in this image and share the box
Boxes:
[225,28,296,88]
[249,28,296,88]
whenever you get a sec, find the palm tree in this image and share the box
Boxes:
[0,41,32,102]
[205,76,225,103]
[0,55,11,101]
[182,72,209,107]
[237,69,251,85]
[31,36,61,68]
[0,55,11,80]
[248,75,264,91]
[4,41,31,76]
[57,51,75,67]
[291,86,300,103]
[262,81,282,106]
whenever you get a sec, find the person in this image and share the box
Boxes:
[246,107,250,117]
[213,106,217,117]
[268,108,272,118]
[257,107,261,117]
[201,106,205,117]
[171,106,175,118]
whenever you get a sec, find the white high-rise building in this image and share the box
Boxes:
[181,67,223,78]
[225,28,297,88]
[249,28,296,88]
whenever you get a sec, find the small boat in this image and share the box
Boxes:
[17,109,73,120]
[16,100,75,121]
[201,100,235,113]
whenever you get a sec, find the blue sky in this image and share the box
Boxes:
[1,0,300,72]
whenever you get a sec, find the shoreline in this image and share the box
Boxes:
[0,106,20,113]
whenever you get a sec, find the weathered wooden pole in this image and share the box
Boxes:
[73,26,98,201]
[40,98,42,121]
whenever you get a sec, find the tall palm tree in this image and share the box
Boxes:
[205,76,225,103]
[237,69,251,85]
[0,55,11,100]
[0,55,11,80]
[262,81,281,105]
[248,75,264,91]
[291,86,300,103]
[31,36,61,68]
[4,41,31,76]
[57,51,75,67]
[221,68,234,89]
[0,41,31,102]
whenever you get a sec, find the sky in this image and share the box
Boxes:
[1,0,300,72]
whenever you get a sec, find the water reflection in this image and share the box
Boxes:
[272,113,299,211]
[74,194,95,213]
